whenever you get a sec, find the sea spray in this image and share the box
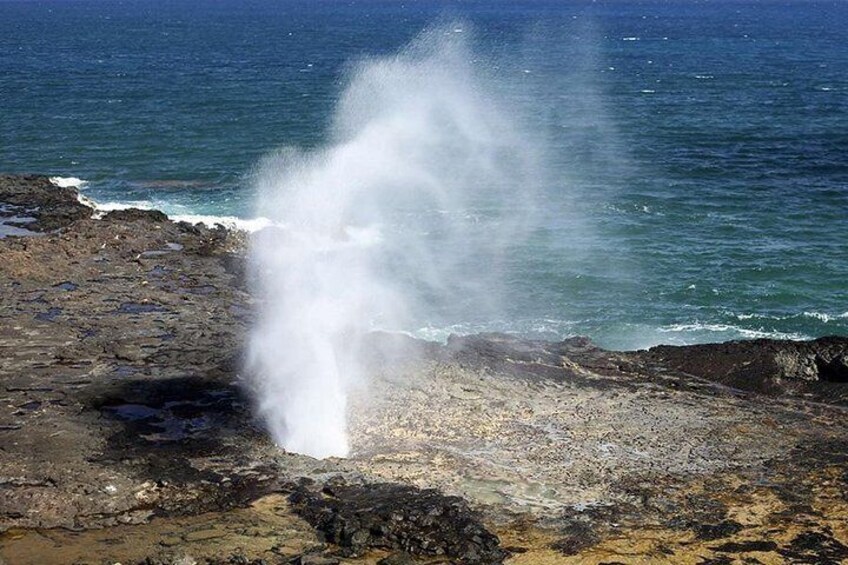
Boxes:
[246,26,543,459]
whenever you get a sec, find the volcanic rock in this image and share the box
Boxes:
[102,208,170,223]
[1,174,847,564]
[289,479,506,563]
[0,174,91,231]
[638,335,848,402]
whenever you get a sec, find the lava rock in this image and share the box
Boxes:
[550,521,599,555]
[103,208,169,223]
[288,555,340,565]
[289,479,506,564]
[638,336,848,402]
[711,540,778,553]
[0,174,92,231]
[377,552,417,565]
[695,521,744,541]
[779,530,848,563]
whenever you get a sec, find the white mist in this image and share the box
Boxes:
[246,26,542,459]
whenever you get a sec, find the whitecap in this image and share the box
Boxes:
[78,194,274,232]
[90,200,155,218]
[49,176,87,188]
[802,311,848,323]
[169,213,274,232]
[657,322,807,341]
[729,311,848,324]
[76,193,98,209]
[733,312,770,320]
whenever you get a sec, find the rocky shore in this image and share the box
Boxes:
[1,174,847,564]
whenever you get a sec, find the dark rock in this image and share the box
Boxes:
[550,521,599,555]
[696,558,734,565]
[711,540,778,553]
[637,336,848,403]
[817,354,848,383]
[0,174,92,231]
[779,530,848,564]
[206,557,271,565]
[289,555,340,565]
[289,479,506,564]
[102,208,169,223]
[377,552,417,565]
[695,521,744,541]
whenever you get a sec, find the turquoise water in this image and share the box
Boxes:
[2,0,846,349]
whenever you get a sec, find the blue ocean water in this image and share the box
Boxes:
[1,0,846,349]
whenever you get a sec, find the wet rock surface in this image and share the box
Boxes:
[1,175,847,564]
[290,479,506,564]
[0,174,92,232]
[637,336,848,403]
[102,208,170,223]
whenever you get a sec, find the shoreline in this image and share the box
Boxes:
[1,173,847,564]
[22,175,845,349]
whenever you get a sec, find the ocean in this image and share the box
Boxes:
[2,0,846,349]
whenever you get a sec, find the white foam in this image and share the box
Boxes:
[803,311,831,322]
[169,214,274,232]
[411,317,582,344]
[729,311,848,324]
[802,311,848,323]
[88,200,154,219]
[49,176,87,188]
[79,195,273,233]
[733,312,768,320]
[76,193,98,209]
[657,323,807,341]
[93,200,154,212]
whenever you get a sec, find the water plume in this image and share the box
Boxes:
[246,25,543,459]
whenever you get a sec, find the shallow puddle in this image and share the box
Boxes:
[115,302,168,314]
[52,281,78,291]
